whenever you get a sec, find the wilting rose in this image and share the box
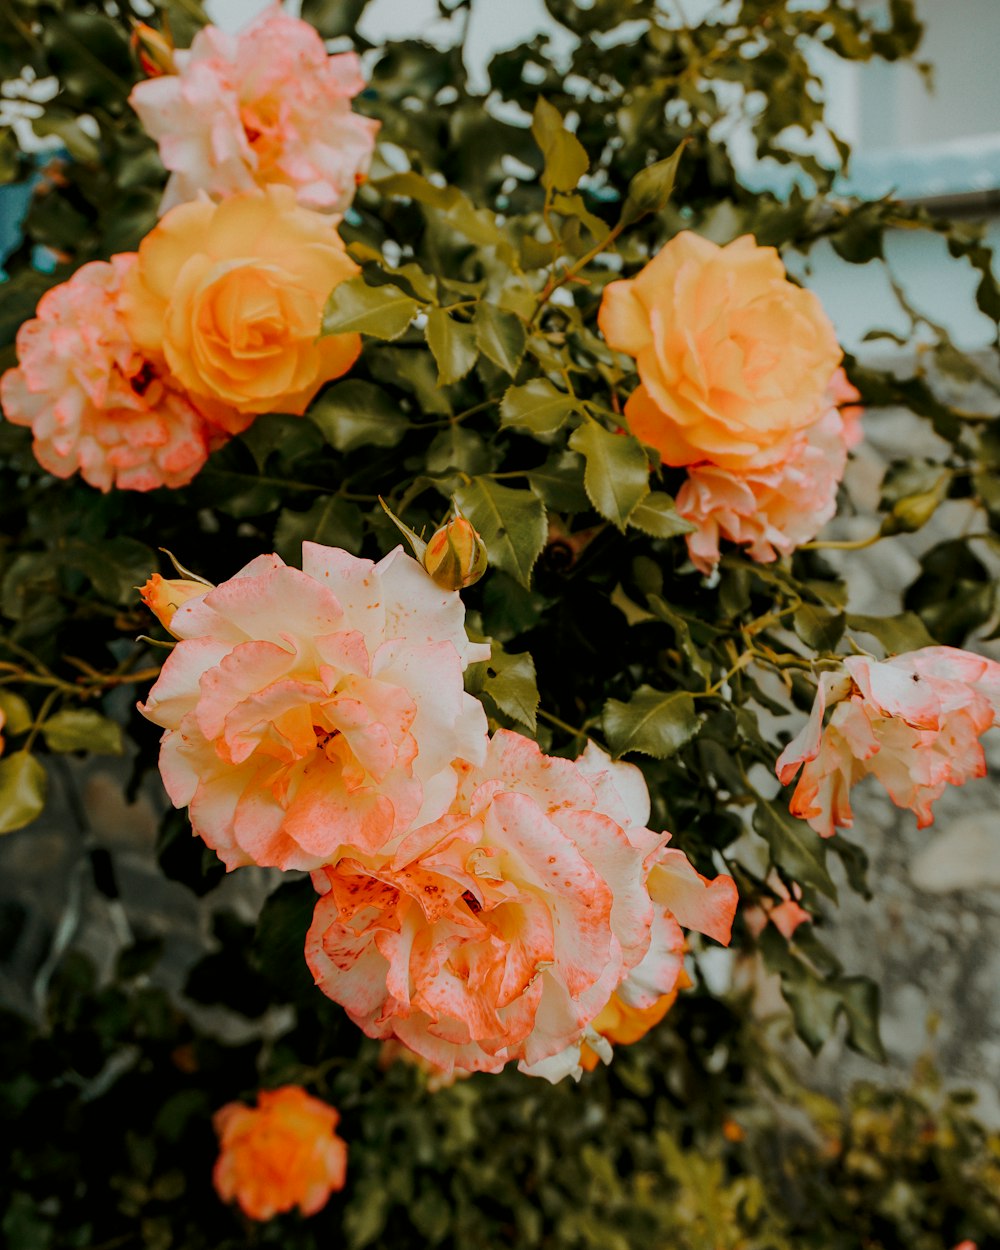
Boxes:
[599,231,842,469]
[138,542,489,871]
[307,732,737,1080]
[130,6,379,218]
[213,1086,346,1221]
[677,371,863,572]
[777,647,1000,836]
[121,187,361,416]
[0,255,246,492]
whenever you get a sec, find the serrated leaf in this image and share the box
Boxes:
[425,308,479,385]
[500,379,577,435]
[322,278,421,340]
[618,142,687,227]
[0,751,47,834]
[602,686,700,759]
[453,479,547,588]
[569,422,649,530]
[475,304,527,377]
[309,381,408,452]
[753,801,837,901]
[42,709,123,755]
[628,491,695,538]
[482,648,539,731]
[531,97,589,193]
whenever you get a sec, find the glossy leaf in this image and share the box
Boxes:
[569,422,650,530]
[425,308,479,385]
[453,479,547,588]
[322,277,422,340]
[42,709,123,755]
[0,751,47,835]
[500,379,577,435]
[531,97,589,193]
[309,380,408,452]
[475,304,527,377]
[602,687,700,759]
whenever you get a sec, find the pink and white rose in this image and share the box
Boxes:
[0,255,246,492]
[776,647,1000,836]
[306,731,737,1080]
[139,543,489,872]
[677,371,863,572]
[130,6,379,218]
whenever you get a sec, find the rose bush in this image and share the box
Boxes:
[3,0,1000,1245]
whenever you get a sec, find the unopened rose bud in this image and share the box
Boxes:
[130,22,177,78]
[423,517,488,590]
[140,574,209,637]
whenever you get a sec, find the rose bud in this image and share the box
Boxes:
[423,515,488,590]
[139,573,210,637]
[130,22,177,78]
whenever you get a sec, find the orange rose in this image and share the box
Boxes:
[578,978,688,1071]
[599,231,841,469]
[212,1086,347,1221]
[122,186,361,415]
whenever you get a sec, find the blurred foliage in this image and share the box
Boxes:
[2,935,999,1249]
[2,0,1000,1243]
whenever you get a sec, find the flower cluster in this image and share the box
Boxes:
[777,647,1000,836]
[0,11,372,491]
[600,232,862,570]
[140,543,737,1079]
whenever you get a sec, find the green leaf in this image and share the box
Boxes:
[845,612,936,654]
[252,878,318,1003]
[753,801,837,901]
[500,379,577,435]
[475,304,527,377]
[0,751,47,835]
[569,422,649,530]
[322,278,422,341]
[527,450,590,512]
[42,709,123,756]
[531,97,589,193]
[453,479,547,588]
[482,647,539,731]
[602,686,700,759]
[0,691,32,737]
[275,496,364,563]
[309,381,408,452]
[618,142,687,227]
[301,0,372,38]
[425,308,479,385]
[793,604,845,652]
[628,491,695,538]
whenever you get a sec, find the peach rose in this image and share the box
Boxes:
[121,187,361,416]
[307,732,737,1081]
[677,371,863,571]
[776,647,1000,836]
[599,232,842,469]
[0,255,246,492]
[213,1086,346,1221]
[138,542,489,871]
[130,7,379,218]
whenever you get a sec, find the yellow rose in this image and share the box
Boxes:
[122,186,361,415]
[599,231,841,469]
